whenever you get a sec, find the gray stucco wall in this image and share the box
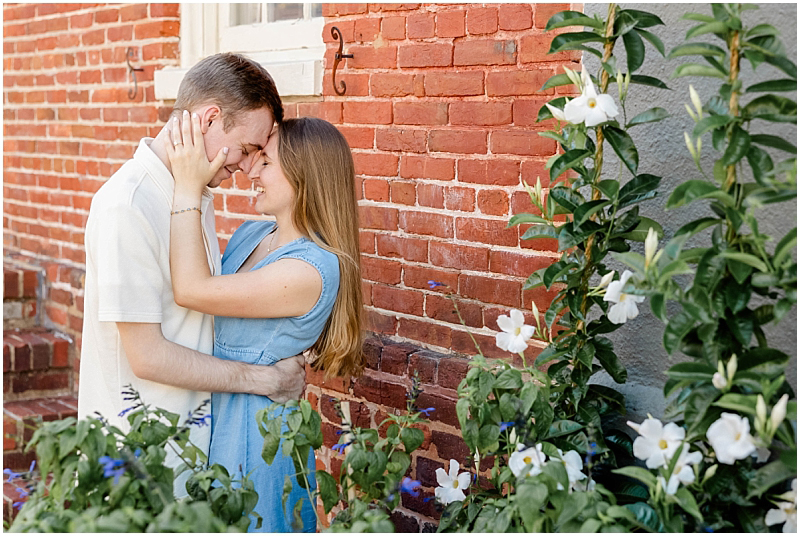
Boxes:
[580,3,797,419]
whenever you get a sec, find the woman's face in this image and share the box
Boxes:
[249,134,295,217]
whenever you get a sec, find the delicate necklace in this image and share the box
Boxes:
[265,226,279,254]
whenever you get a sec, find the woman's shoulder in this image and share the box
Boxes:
[229,220,276,246]
[281,239,340,275]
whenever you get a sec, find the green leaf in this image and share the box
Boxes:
[714,393,757,415]
[521,224,559,241]
[666,180,721,208]
[663,310,695,355]
[650,293,666,322]
[508,213,549,226]
[540,74,574,92]
[748,460,794,499]
[763,54,797,80]
[546,420,584,439]
[682,13,717,23]
[746,145,775,185]
[613,11,639,37]
[666,362,715,381]
[672,63,727,79]
[550,149,592,182]
[261,430,281,466]
[637,28,666,56]
[721,125,751,166]
[574,199,610,226]
[618,173,661,205]
[622,29,646,72]
[617,217,663,242]
[604,125,639,175]
[774,227,797,267]
[746,79,797,93]
[750,134,797,153]
[477,423,500,451]
[546,11,604,31]
[316,470,339,514]
[669,42,727,59]
[400,427,425,453]
[674,217,721,237]
[743,94,797,123]
[686,21,729,40]
[596,179,620,200]
[747,23,779,39]
[719,251,769,272]
[495,368,523,389]
[693,114,731,139]
[549,32,606,54]
[613,467,657,488]
[629,74,670,89]
[626,107,669,128]
[675,488,703,522]
[594,337,627,383]
[623,9,665,28]
[549,186,585,212]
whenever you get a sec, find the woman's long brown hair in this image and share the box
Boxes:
[277,117,365,379]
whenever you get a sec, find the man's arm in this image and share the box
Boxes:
[117,322,306,403]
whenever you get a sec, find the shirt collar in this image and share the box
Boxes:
[133,138,214,204]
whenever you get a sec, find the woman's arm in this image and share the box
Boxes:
[166,113,322,319]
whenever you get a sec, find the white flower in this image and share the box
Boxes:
[707,413,757,464]
[598,270,615,289]
[656,444,702,495]
[434,459,471,505]
[564,70,619,127]
[509,443,546,478]
[766,479,797,533]
[545,102,567,121]
[495,309,535,353]
[604,270,645,324]
[644,227,661,269]
[628,417,685,469]
[712,372,728,390]
[553,449,587,491]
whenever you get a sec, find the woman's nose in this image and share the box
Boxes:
[247,163,260,179]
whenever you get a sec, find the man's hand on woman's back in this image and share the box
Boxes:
[264,355,307,403]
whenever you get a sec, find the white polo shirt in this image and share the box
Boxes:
[79,138,220,496]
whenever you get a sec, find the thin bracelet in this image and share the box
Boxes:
[170,206,201,216]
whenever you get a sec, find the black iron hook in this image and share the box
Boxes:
[331,26,353,96]
[126,47,144,100]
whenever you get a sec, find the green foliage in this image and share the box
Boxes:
[8,386,260,533]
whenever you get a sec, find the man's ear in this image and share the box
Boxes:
[198,105,221,134]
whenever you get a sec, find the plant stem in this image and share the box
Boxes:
[724,21,741,244]
[294,446,324,529]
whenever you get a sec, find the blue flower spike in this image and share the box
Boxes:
[400,477,421,497]
[419,407,435,416]
[98,455,126,485]
[4,468,22,482]
[427,280,445,290]
[28,460,35,473]
[499,422,514,432]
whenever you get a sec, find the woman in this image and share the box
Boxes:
[166,111,364,532]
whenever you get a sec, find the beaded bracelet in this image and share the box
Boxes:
[170,206,201,216]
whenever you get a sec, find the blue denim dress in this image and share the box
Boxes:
[208,221,339,533]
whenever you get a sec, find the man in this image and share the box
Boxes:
[78,53,304,496]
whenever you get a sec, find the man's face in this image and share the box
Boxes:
[202,107,275,188]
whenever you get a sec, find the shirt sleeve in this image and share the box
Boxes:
[94,202,164,323]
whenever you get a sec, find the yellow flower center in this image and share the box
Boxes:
[514,327,521,336]
[659,439,668,450]
[588,98,597,108]
[452,481,460,489]
[523,456,532,464]
[735,432,741,441]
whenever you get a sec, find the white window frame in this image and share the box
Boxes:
[154,4,325,100]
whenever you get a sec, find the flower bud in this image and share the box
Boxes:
[701,464,718,484]
[564,67,582,88]
[598,271,615,289]
[685,132,698,160]
[689,85,703,118]
[756,394,768,433]
[534,177,543,207]
[545,103,566,122]
[644,228,659,269]
[712,372,728,390]
[726,354,738,380]
[509,428,517,445]
[770,394,789,433]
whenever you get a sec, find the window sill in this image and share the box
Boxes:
[154,59,323,101]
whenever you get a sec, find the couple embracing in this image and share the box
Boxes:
[78,53,365,532]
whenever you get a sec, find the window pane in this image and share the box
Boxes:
[310,4,322,18]
[269,4,303,22]
[230,3,262,26]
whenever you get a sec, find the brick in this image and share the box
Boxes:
[402,488,441,520]
[416,392,458,426]
[449,101,512,126]
[417,183,444,208]
[408,351,438,384]
[306,363,352,394]
[534,3,571,29]
[390,510,420,533]
[477,189,509,215]
[134,20,180,39]
[457,158,520,186]
[444,186,475,212]
[376,128,427,153]
[4,343,10,373]
[381,16,406,39]
[499,4,533,30]
[486,70,553,96]
[424,71,485,97]
[3,415,18,450]
[432,430,471,462]
[353,152,399,176]
[489,250,554,278]
[370,4,420,13]
[366,310,397,335]
[370,73,417,97]
[376,235,428,263]
[343,101,392,125]
[430,242,489,271]
[381,342,416,376]
[150,3,180,17]
[389,180,416,205]
[459,274,521,308]
[322,421,342,449]
[320,394,340,422]
[513,98,554,127]
[372,285,424,316]
[398,318,453,350]
[467,7,498,35]
[323,4,368,16]
[399,211,453,238]
[352,374,408,409]
[354,17,381,41]
[425,294,483,329]
[359,206,399,231]
[337,126,375,149]
[297,101,344,123]
[362,256,402,285]
[400,155,455,181]
[407,13,435,38]
[348,45,397,69]
[363,336,383,371]
[454,40,516,66]
[8,337,30,372]
[438,358,470,390]
[429,129,487,154]
[363,178,390,201]
[435,9,465,38]
[394,102,447,126]
[398,43,452,68]
[456,217,517,246]
[491,130,557,157]
[520,33,577,63]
